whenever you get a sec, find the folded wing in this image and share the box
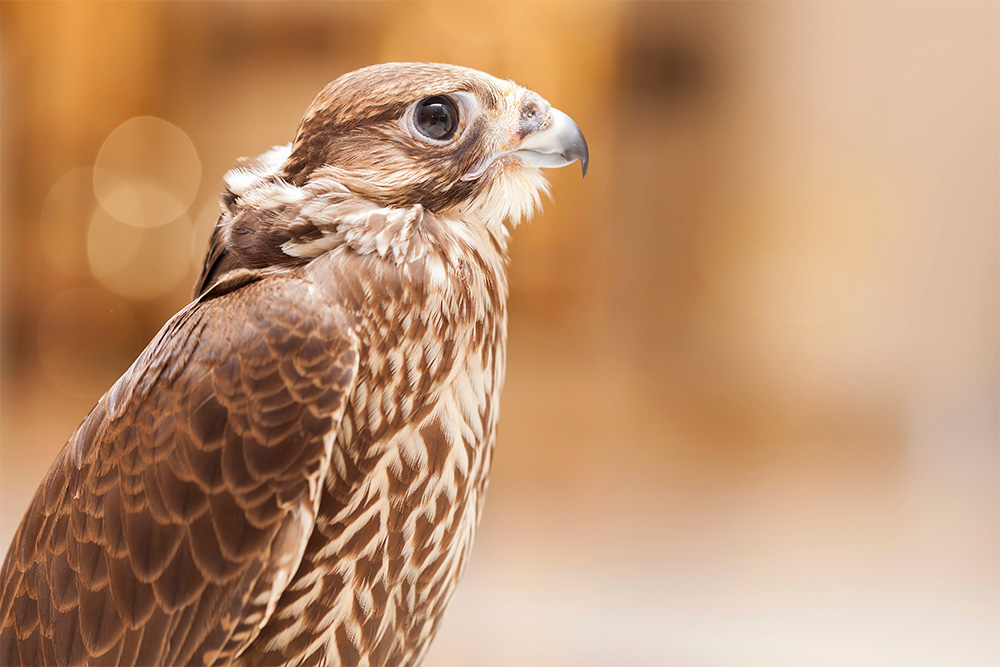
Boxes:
[0,274,358,666]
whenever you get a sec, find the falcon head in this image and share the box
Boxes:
[199,63,587,294]
[281,62,588,228]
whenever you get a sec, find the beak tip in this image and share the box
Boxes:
[568,133,589,179]
[571,127,589,179]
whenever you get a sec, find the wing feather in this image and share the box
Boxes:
[0,274,359,666]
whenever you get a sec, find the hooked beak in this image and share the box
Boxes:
[513,108,589,178]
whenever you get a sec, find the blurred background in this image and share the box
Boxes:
[1,2,997,664]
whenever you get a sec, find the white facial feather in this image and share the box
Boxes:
[450,166,550,233]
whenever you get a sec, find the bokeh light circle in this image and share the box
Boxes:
[93,116,201,228]
[88,199,194,300]
[38,167,100,277]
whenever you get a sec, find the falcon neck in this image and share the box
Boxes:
[211,144,519,315]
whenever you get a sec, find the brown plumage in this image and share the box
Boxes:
[0,62,587,666]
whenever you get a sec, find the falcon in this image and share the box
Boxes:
[0,62,587,666]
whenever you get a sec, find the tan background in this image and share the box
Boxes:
[1,2,997,664]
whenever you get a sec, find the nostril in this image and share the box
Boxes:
[519,97,551,137]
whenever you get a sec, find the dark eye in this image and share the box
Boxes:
[414,96,459,141]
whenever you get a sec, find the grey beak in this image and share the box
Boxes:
[514,108,589,178]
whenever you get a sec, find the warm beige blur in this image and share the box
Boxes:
[1,2,997,664]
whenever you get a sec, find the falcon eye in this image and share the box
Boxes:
[414,96,459,141]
